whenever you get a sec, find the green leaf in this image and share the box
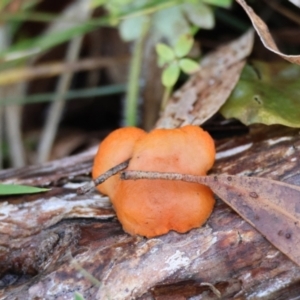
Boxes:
[119,15,148,41]
[157,54,167,67]
[74,292,85,300]
[179,58,199,74]
[91,0,106,8]
[202,0,232,8]
[155,43,175,63]
[220,61,300,127]
[0,184,50,195]
[184,2,215,29]
[152,5,191,46]
[162,62,180,87]
[174,34,194,58]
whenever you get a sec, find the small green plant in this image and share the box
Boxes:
[92,0,233,125]
[156,33,200,108]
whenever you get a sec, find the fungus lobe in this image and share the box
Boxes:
[93,125,216,238]
[92,127,146,198]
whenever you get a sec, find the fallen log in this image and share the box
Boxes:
[1,125,300,300]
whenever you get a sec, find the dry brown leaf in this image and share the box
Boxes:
[156,29,254,129]
[202,175,300,267]
[122,171,300,268]
[236,0,300,65]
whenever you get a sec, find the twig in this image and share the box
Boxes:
[121,170,204,184]
[77,159,130,195]
[37,0,91,163]
[0,25,7,170]
[0,24,26,167]
[0,107,3,169]
[200,282,221,298]
[4,100,26,167]
[0,56,129,86]
[4,83,27,167]
[37,35,84,163]
[2,84,127,106]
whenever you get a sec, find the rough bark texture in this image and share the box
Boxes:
[1,125,300,300]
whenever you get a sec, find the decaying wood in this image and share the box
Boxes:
[1,126,300,299]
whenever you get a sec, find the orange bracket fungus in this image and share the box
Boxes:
[90,125,216,238]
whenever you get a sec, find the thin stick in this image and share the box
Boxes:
[121,170,207,184]
[4,87,26,167]
[0,107,3,169]
[0,56,129,87]
[0,25,26,167]
[200,282,221,299]
[77,159,130,195]
[37,35,84,163]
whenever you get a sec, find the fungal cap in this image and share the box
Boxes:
[113,125,216,237]
[114,179,215,237]
[92,127,146,197]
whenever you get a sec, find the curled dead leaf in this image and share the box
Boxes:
[236,0,300,65]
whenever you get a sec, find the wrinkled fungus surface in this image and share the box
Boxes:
[93,125,216,237]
